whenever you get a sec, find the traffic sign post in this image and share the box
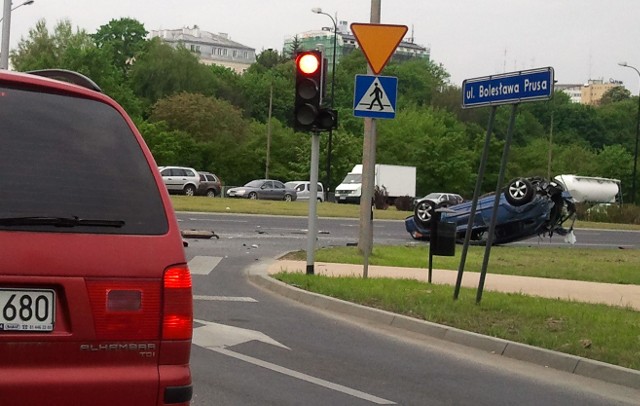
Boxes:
[456,67,555,304]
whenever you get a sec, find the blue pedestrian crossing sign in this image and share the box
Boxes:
[353,75,398,119]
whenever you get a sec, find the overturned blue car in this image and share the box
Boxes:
[405,176,578,245]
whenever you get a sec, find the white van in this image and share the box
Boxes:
[284,181,325,202]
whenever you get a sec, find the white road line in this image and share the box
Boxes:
[211,347,396,405]
[188,256,222,275]
[194,295,258,302]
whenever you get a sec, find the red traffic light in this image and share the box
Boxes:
[297,52,321,75]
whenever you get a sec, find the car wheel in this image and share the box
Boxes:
[183,184,196,196]
[414,200,436,227]
[505,178,534,206]
[317,198,323,203]
[206,189,216,198]
[248,192,257,199]
[284,194,293,202]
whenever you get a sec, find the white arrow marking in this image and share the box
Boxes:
[193,319,290,350]
[192,319,396,404]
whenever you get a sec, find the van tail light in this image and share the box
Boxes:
[162,266,193,340]
[87,280,161,340]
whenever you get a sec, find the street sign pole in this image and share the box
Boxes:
[357,0,381,278]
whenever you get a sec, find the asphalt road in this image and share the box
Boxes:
[178,212,640,405]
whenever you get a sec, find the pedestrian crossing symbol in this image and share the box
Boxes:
[353,75,398,119]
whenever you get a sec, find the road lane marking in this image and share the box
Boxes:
[194,295,258,302]
[188,256,222,275]
[212,347,396,405]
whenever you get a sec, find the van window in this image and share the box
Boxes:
[0,86,168,235]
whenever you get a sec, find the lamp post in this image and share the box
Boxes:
[1,0,34,69]
[618,62,640,204]
[312,7,337,202]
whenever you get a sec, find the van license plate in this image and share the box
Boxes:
[0,289,55,332]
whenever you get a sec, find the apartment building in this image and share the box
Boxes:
[150,26,256,74]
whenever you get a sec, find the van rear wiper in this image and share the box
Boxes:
[0,216,125,228]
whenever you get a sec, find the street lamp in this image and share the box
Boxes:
[312,7,337,202]
[1,0,35,69]
[618,61,640,204]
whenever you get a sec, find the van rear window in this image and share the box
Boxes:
[0,86,168,235]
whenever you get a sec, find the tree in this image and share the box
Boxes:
[600,86,631,105]
[129,39,217,111]
[92,18,148,74]
[11,19,143,118]
[149,92,250,184]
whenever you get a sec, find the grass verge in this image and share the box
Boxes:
[274,272,640,371]
[280,245,640,284]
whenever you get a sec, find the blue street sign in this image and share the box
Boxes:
[353,75,398,119]
[462,67,554,108]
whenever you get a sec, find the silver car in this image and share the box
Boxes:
[158,166,200,196]
[227,179,297,201]
[284,181,324,202]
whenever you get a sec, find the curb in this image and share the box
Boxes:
[246,260,640,391]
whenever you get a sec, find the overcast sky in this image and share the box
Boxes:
[5,0,640,93]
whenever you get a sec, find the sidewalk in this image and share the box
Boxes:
[268,260,640,311]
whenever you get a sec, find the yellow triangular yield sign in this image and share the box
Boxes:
[351,23,408,75]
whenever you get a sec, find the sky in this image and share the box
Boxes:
[4,0,640,94]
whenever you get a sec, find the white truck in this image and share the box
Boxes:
[334,164,416,204]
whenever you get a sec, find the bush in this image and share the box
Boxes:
[394,196,414,212]
[374,185,389,210]
[576,203,640,225]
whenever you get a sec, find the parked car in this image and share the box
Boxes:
[227,179,297,201]
[284,181,325,202]
[158,166,200,196]
[0,69,193,405]
[197,171,222,197]
[405,176,576,245]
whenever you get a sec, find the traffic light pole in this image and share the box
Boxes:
[306,130,321,275]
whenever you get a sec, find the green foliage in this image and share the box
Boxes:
[129,39,216,111]
[92,18,148,74]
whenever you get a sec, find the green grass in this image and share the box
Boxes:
[170,195,640,230]
[275,272,640,371]
[281,245,640,284]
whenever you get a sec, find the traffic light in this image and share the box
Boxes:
[294,50,323,131]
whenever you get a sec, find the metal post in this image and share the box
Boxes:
[454,107,497,300]
[476,104,518,304]
[1,0,12,69]
[618,62,640,204]
[312,8,338,202]
[306,131,321,275]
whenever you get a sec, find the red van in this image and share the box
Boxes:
[0,70,193,405]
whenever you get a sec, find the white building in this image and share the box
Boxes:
[150,26,256,74]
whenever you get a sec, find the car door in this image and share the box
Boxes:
[258,181,274,199]
[161,168,180,191]
[273,181,287,200]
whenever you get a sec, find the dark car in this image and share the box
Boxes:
[405,177,576,245]
[197,171,222,197]
[0,69,193,405]
[226,179,297,201]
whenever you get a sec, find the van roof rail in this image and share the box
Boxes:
[26,69,103,93]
